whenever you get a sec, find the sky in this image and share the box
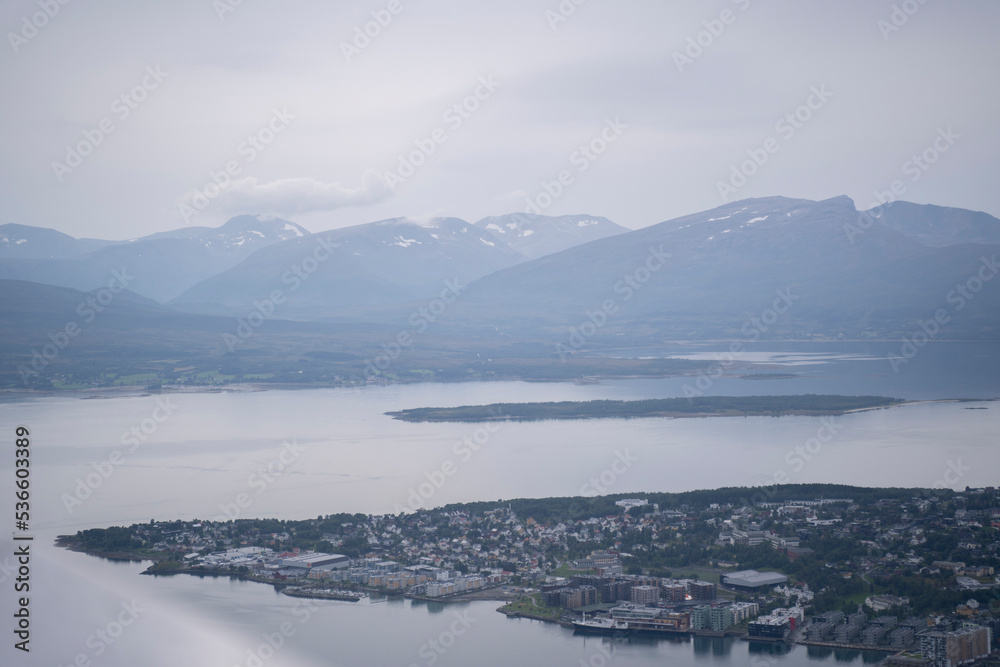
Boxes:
[1,0,998,240]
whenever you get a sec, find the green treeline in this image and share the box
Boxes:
[388,394,904,422]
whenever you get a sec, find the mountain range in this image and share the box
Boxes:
[0,215,310,302]
[2,197,999,387]
[441,196,1000,342]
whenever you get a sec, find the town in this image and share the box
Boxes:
[61,484,1000,667]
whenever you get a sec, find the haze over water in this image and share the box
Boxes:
[0,342,996,666]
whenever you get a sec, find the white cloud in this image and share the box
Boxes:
[198,170,393,216]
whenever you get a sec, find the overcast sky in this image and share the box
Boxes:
[1,0,998,240]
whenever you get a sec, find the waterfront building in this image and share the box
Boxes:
[920,626,992,667]
[279,552,351,570]
[748,615,791,639]
[691,606,711,630]
[710,607,734,632]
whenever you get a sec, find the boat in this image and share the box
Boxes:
[572,613,629,634]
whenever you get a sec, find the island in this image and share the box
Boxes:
[386,394,906,422]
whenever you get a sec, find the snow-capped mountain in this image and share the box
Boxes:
[138,214,309,249]
[0,215,310,302]
[0,223,112,259]
[473,213,628,258]
[445,196,1000,341]
[170,217,527,319]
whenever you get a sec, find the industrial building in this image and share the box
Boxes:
[279,552,350,570]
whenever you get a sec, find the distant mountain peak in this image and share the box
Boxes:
[473,213,628,259]
[217,214,309,240]
[0,222,112,259]
[865,200,1000,247]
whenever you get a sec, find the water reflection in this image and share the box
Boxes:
[693,636,733,656]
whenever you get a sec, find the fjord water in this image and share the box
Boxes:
[0,342,997,666]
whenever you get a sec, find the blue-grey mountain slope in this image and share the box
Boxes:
[473,213,628,259]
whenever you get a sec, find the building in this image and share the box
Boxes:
[710,607,734,632]
[691,606,711,630]
[732,529,769,546]
[688,580,717,601]
[720,570,788,593]
[730,602,760,624]
[866,594,911,611]
[279,552,350,570]
[615,498,649,510]
[955,577,989,591]
[889,627,915,649]
[862,616,898,646]
[660,582,687,602]
[835,612,867,644]
[749,615,791,639]
[921,627,992,667]
[629,613,690,633]
[630,585,660,605]
[769,535,801,550]
[807,621,836,642]
[690,603,742,631]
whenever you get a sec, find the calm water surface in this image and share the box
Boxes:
[0,342,995,666]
